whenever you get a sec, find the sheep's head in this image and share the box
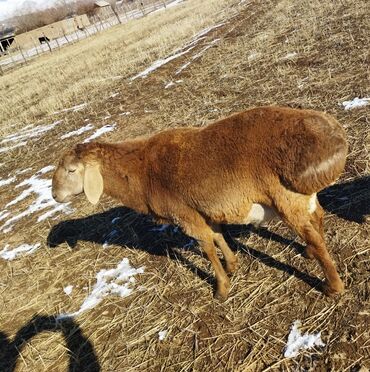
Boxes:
[52,145,103,205]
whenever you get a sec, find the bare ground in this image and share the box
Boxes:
[0,0,369,371]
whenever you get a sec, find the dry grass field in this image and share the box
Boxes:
[0,0,369,371]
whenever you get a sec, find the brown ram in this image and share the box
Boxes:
[52,106,348,300]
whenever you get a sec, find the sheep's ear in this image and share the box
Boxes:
[84,164,103,205]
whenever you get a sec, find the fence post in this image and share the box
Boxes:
[61,28,69,45]
[5,39,16,66]
[14,39,27,64]
[55,35,61,49]
[121,3,129,21]
[31,37,40,56]
[92,16,99,33]
[43,32,52,52]
[112,5,122,24]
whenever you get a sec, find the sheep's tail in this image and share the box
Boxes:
[276,114,348,195]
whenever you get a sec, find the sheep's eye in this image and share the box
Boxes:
[68,169,76,173]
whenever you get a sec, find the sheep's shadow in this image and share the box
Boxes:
[47,175,369,296]
[47,207,213,286]
[47,207,320,293]
[0,315,100,372]
[318,175,370,223]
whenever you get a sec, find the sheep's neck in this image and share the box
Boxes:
[99,144,149,214]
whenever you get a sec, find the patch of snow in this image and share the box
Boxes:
[191,23,225,41]
[63,285,73,296]
[37,203,72,222]
[158,330,168,341]
[119,112,131,116]
[0,176,16,187]
[0,141,28,154]
[52,103,87,115]
[0,243,41,260]
[0,121,62,145]
[282,52,298,60]
[57,258,144,319]
[176,39,221,75]
[248,52,260,61]
[83,124,116,143]
[1,167,72,233]
[61,123,94,139]
[130,47,195,81]
[130,21,224,81]
[0,210,10,222]
[110,92,119,98]
[342,97,370,110]
[165,80,183,89]
[284,320,325,358]
[165,81,175,89]
[36,165,55,175]
[15,168,33,175]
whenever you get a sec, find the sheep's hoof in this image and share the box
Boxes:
[214,282,230,302]
[214,290,228,302]
[303,246,315,259]
[322,279,344,297]
[226,260,239,275]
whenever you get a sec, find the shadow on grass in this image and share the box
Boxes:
[47,207,213,287]
[0,315,100,372]
[47,206,321,294]
[318,175,370,223]
[47,176,369,296]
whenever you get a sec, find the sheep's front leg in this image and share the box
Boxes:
[210,223,239,274]
[201,238,231,300]
[178,215,231,301]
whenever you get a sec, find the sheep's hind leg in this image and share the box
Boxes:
[305,201,325,259]
[274,193,344,296]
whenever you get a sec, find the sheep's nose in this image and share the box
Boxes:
[52,192,57,200]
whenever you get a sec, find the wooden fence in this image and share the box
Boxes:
[0,0,181,75]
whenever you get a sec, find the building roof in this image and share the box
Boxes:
[0,27,15,40]
[94,0,111,7]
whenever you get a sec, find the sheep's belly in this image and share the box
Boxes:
[244,204,278,227]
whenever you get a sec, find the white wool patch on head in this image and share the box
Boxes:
[284,320,325,358]
[57,258,144,319]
